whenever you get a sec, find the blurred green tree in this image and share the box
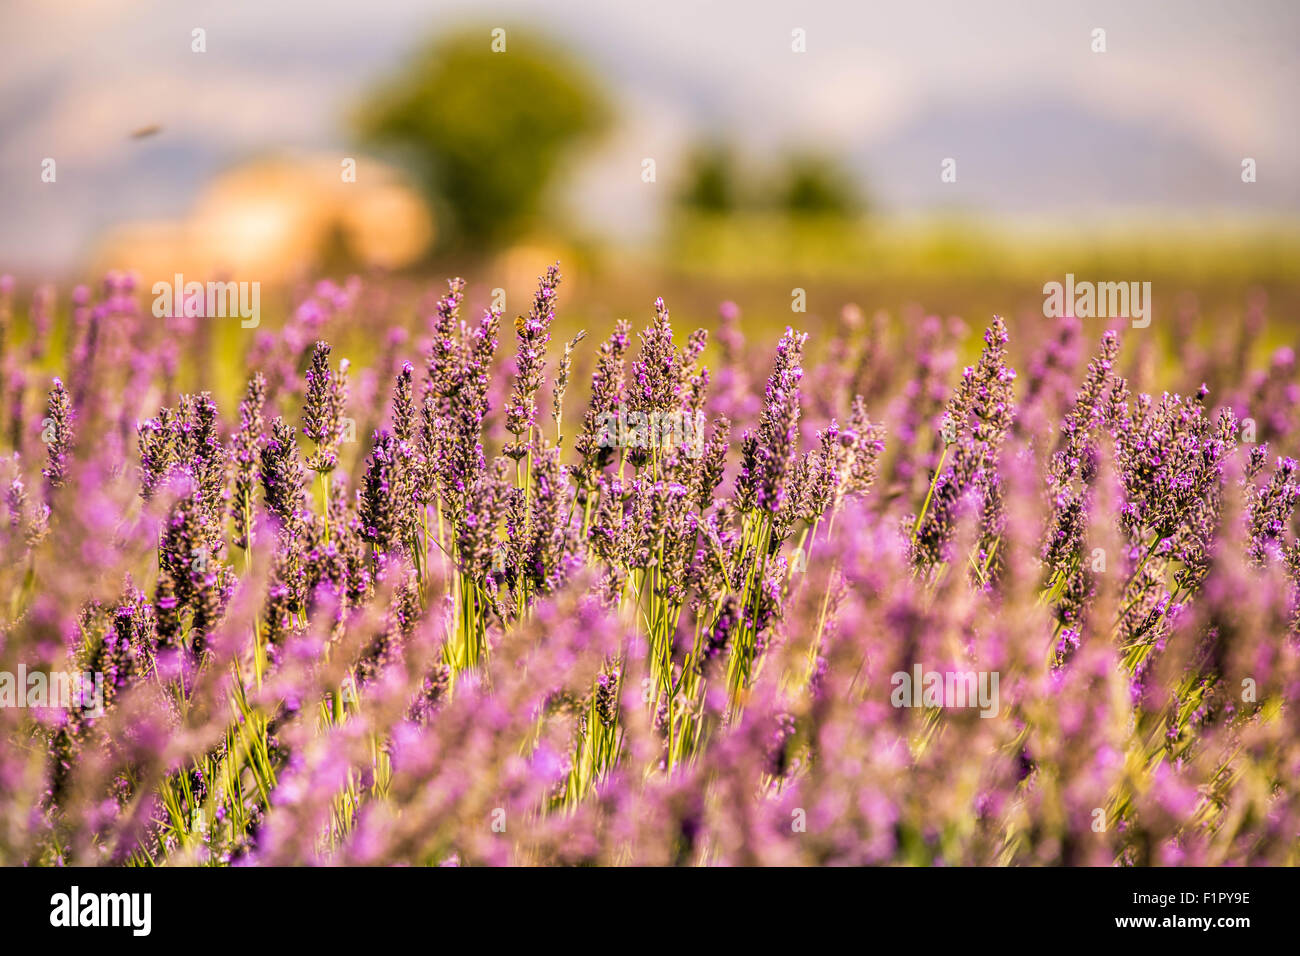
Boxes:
[673,142,864,222]
[356,27,611,253]
[775,153,863,218]
[676,143,741,215]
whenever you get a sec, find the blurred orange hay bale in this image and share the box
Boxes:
[92,152,434,282]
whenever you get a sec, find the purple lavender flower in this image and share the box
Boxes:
[259,416,307,530]
[736,327,807,514]
[359,430,399,552]
[425,277,467,410]
[1247,455,1298,564]
[230,373,267,550]
[573,320,629,484]
[41,377,74,498]
[391,362,415,444]
[504,264,560,459]
[301,341,348,473]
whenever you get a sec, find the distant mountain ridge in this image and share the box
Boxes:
[854,95,1298,213]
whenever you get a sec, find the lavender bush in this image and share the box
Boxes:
[0,267,1297,866]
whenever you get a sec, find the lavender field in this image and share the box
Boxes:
[0,265,1296,867]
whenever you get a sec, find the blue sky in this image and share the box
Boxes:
[1,0,1296,271]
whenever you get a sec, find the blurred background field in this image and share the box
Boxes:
[2,1,1297,412]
